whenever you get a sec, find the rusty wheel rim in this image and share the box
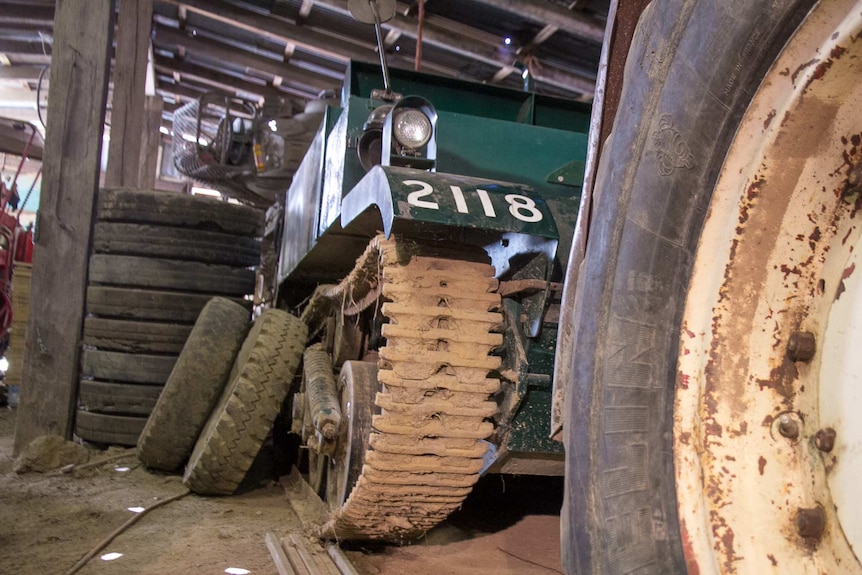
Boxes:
[676,1,862,572]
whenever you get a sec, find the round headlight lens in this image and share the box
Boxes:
[392,109,432,149]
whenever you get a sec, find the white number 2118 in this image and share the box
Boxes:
[403,180,543,223]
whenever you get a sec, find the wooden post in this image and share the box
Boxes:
[138,95,164,188]
[104,0,153,188]
[14,0,115,455]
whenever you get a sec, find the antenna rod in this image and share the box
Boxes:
[368,1,392,95]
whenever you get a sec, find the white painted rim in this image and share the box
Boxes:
[676,1,862,573]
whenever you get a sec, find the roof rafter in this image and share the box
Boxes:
[311,0,595,97]
[468,0,605,44]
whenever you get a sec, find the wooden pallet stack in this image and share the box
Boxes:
[6,263,32,401]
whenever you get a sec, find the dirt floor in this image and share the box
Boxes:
[0,407,564,575]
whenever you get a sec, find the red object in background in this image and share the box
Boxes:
[0,122,41,347]
[14,226,34,264]
[0,203,16,343]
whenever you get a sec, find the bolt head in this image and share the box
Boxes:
[778,414,800,440]
[796,506,826,539]
[787,331,816,362]
[814,428,836,452]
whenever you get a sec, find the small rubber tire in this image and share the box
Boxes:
[80,350,177,385]
[183,309,307,495]
[78,381,163,416]
[137,297,251,472]
[86,286,251,323]
[83,318,192,354]
[92,222,261,267]
[75,410,147,447]
[88,255,255,297]
[97,188,264,236]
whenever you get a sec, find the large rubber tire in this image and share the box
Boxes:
[75,410,147,447]
[80,350,177,385]
[562,2,818,574]
[86,286,251,323]
[88,255,255,297]
[137,298,251,472]
[83,318,192,354]
[183,309,307,495]
[97,188,264,236]
[78,381,163,416]
[92,222,261,267]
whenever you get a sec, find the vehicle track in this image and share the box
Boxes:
[320,236,502,540]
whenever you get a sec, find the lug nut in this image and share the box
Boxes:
[814,428,836,452]
[796,506,826,539]
[778,414,799,440]
[787,331,816,362]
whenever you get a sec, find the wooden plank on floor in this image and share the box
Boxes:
[285,534,341,575]
[266,532,300,575]
[13,0,115,455]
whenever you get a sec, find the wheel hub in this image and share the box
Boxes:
[676,1,862,572]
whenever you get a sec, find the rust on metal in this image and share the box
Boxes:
[787,330,816,362]
[814,427,837,452]
[778,413,800,440]
[795,506,827,539]
[680,518,703,575]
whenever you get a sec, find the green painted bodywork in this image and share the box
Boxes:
[345,61,592,132]
[506,323,564,454]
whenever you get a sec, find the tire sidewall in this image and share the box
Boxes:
[563,1,818,573]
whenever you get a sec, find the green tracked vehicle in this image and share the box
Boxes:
[271,1,589,542]
[270,1,862,573]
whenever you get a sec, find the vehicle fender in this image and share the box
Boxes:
[340,165,559,241]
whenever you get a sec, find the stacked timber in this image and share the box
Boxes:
[5,263,32,400]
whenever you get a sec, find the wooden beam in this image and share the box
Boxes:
[156,1,466,92]
[468,0,605,44]
[105,0,154,187]
[0,53,51,66]
[0,3,55,27]
[312,0,595,97]
[154,55,286,102]
[152,24,342,93]
[0,39,52,55]
[14,0,115,455]
[0,65,45,81]
[138,95,164,188]
[161,0,375,64]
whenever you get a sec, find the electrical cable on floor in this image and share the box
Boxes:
[64,488,191,575]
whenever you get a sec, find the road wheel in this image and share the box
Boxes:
[183,309,306,495]
[564,2,862,574]
[137,297,251,472]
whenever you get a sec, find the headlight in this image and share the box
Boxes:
[392,109,432,149]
